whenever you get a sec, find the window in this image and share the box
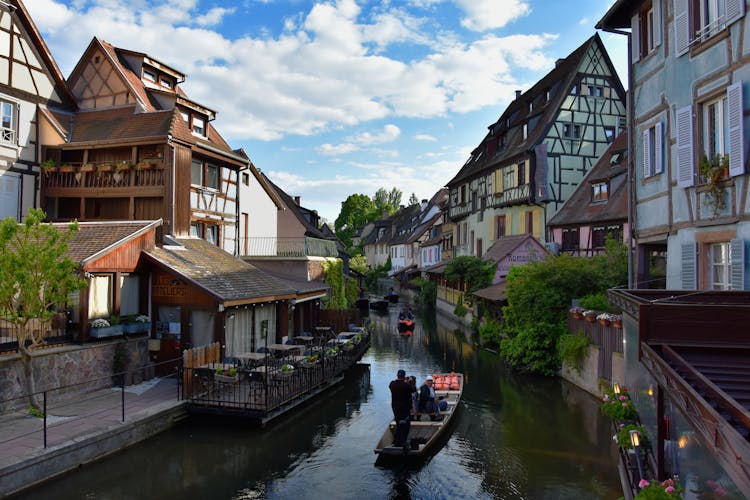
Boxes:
[563,123,581,139]
[242,172,250,186]
[495,215,506,238]
[206,164,219,189]
[674,0,744,55]
[192,116,206,136]
[642,122,663,178]
[0,99,16,143]
[522,123,528,140]
[588,85,603,97]
[703,94,729,162]
[191,160,203,186]
[633,1,662,61]
[593,225,622,249]
[504,166,517,189]
[604,126,616,143]
[181,111,189,123]
[592,182,609,202]
[710,242,731,290]
[562,228,579,252]
[143,69,156,82]
[525,211,534,235]
[190,222,203,238]
[517,162,526,185]
[160,78,173,89]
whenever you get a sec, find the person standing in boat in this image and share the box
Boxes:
[388,369,412,449]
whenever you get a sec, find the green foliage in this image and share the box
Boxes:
[478,318,503,347]
[579,293,611,312]
[558,332,589,375]
[600,388,639,421]
[444,256,495,294]
[373,187,402,216]
[349,254,368,274]
[364,256,392,290]
[0,209,85,356]
[344,276,359,308]
[335,194,376,250]
[411,277,436,309]
[322,259,347,309]
[453,294,467,317]
[408,192,419,205]
[615,423,650,450]
[634,478,682,499]
[28,405,45,418]
[498,240,628,375]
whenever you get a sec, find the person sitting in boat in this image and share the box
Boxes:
[407,308,415,320]
[387,287,397,297]
[398,308,408,321]
[419,376,447,420]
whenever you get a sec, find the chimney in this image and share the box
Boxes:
[293,196,301,205]
[515,90,522,99]
[421,199,428,210]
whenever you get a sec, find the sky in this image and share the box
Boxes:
[26,0,627,223]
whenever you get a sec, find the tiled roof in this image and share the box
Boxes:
[548,132,628,227]
[99,39,159,112]
[58,221,158,263]
[145,238,296,303]
[69,107,173,144]
[472,281,508,302]
[263,273,330,296]
[447,34,622,187]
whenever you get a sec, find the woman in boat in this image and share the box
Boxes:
[419,376,447,420]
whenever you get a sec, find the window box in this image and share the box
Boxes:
[89,324,124,338]
[123,321,151,334]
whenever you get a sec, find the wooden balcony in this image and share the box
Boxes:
[42,162,166,198]
[490,184,531,207]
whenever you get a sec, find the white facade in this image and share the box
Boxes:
[237,167,279,256]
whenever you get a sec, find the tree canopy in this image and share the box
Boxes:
[373,187,401,216]
[444,256,495,294]
[408,192,420,206]
[334,194,376,250]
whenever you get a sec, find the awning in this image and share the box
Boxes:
[472,282,508,302]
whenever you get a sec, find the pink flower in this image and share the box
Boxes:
[665,486,674,493]
[603,395,610,402]
[714,486,727,496]
[662,479,674,487]
[618,395,627,401]
[639,479,650,489]
[622,402,629,408]
[706,480,717,488]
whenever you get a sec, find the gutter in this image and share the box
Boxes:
[598,25,634,287]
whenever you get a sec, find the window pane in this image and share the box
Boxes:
[88,275,112,319]
[1,102,12,129]
[206,165,218,189]
[191,160,202,185]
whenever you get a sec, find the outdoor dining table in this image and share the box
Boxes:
[295,335,315,343]
[236,352,268,362]
[268,344,304,355]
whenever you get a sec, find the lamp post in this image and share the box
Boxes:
[630,429,645,484]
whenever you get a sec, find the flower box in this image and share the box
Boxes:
[123,321,151,333]
[612,320,623,329]
[598,318,610,326]
[215,373,239,384]
[89,324,124,338]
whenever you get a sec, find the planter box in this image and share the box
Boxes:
[214,373,239,384]
[123,322,151,334]
[89,324,124,338]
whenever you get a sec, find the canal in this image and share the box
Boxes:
[18,301,621,499]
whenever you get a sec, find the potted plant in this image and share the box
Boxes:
[60,163,76,173]
[79,163,95,172]
[615,423,650,450]
[278,363,295,378]
[342,340,354,351]
[610,314,623,329]
[583,310,597,322]
[123,315,151,333]
[301,354,319,368]
[215,366,238,383]
[597,312,613,326]
[569,306,585,320]
[97,163,113,174]
[136,160,155,170]
[89,318,124,338]
[40,159,57,174]
[115,160,133,172]
[600,387,638,422]
[634,478,682,499]
[326,346,339,358]
[699,155,729,217]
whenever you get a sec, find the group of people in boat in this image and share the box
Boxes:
[388,369,449,450]
[397,308,415,321]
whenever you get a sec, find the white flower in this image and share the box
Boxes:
[90,318,110,328]
[135,315,150,323]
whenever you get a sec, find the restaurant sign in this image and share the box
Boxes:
[494,241,546,280]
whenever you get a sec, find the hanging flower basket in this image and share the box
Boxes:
[79,163,95,172]
[612,319,623,329]
[569,306,585,320]
[583,310,597,322]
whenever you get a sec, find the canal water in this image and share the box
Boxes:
[18,299,621,499]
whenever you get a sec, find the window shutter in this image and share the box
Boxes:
[730,239,745,290]
[631,14,641,63]
[653,0,663,47]
[681,243,697,290]
[726,0,745,25]
[673,0,690,56]
[676,105,694,187]
[642,128,651,178]
[654,122,663,174]
[533,212,541,237]
[727,81,745,176]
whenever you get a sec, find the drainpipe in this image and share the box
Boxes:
[237,163,249,256]
[168,135,175,239]
[599,26,634,288]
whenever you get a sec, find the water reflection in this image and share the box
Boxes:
[18,295,620,500]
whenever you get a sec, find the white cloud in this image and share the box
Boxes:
[317,143,360,156]
[27,0,559,142]
[455,0,531,32]
[195,7,236,27]
[349,124,401,145]
[414,134,437,141]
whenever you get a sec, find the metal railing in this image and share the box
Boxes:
[241,236,338,257]
[0,314,72,354]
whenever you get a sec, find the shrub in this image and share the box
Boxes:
[579,292,611,312]
[558,332,589,374]
[478,318,503,347]
[600,387,638,421]
[453,294,467,317]
[616,423,650,450]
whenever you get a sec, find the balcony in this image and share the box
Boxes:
[448,202,472,220]
[490,184,530,207]
[242,236,338,258]
[42,161,166,198]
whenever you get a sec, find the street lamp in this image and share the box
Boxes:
[614,383,621,395]
[630,429,645,483]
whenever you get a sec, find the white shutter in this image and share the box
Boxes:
[653,0,663,47]
[0,172,20,220]
[726,0,745,25]
[730,238,745,290]
[674,0,690,56]
[681,242,697,290]
[632,14,641,63]
[655,122,663,174]
[643,128,651,178]
[727,81,745,176]
[676,106,694,187]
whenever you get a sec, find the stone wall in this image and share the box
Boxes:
[0,338,152,413]
[561,345,601,396]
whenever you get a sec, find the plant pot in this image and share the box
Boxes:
[585,315,596,323]
[123,322,151,333]
[571,312,583,320]
[80,164,95,172]
[215,373,238,384]
[277,370,294,379]
[599,319,610,326]
[612,320,622,329]
[97,165,113,173]
[89,324,124,338]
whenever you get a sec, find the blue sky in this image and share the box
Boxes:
[27,0,627,223]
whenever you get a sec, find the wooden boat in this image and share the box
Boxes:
[369,299,389,312]
[397,319,414,331]
[384,293,399,303]
[374,373,463,457]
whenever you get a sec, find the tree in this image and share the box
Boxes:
[408,192,419,206]
[334,194,376,249]
[0,209,86,408]
[444,256,495,294]
[373,187,401,216]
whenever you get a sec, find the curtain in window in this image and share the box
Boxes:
[120,274,140,316]
[88,275,112,319]
[254,305,276,347]
[190,309,214,348]
[225,308,253,357]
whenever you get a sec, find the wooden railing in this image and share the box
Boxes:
[43,162,165,190]
[567,315,623,381]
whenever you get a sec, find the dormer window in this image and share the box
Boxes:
[160,78,173,89]
[192,116,206,136]
[143,70,156,82]
[522,123,528,140]
[592,182,609,202]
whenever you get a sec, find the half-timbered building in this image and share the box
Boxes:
[445,34,626,255]
[39,37,246,253]
[0,0,75,222]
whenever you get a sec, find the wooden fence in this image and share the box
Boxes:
[319,309,361,333]
[182,342,221,395]
[567,315,623,381]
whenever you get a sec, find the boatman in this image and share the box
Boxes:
[389,369,412,450]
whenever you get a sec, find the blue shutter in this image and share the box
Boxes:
[681,243,697,290]
[673,0,690,56]
[676,106,694,187]
[653,0,663,47]
[730,239,745,290]
[654,122,663,174]
[727,81,745,177]
[643,128,651,178]
[726,0,745,25]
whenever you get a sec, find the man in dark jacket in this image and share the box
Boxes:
[388,369,412,448]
